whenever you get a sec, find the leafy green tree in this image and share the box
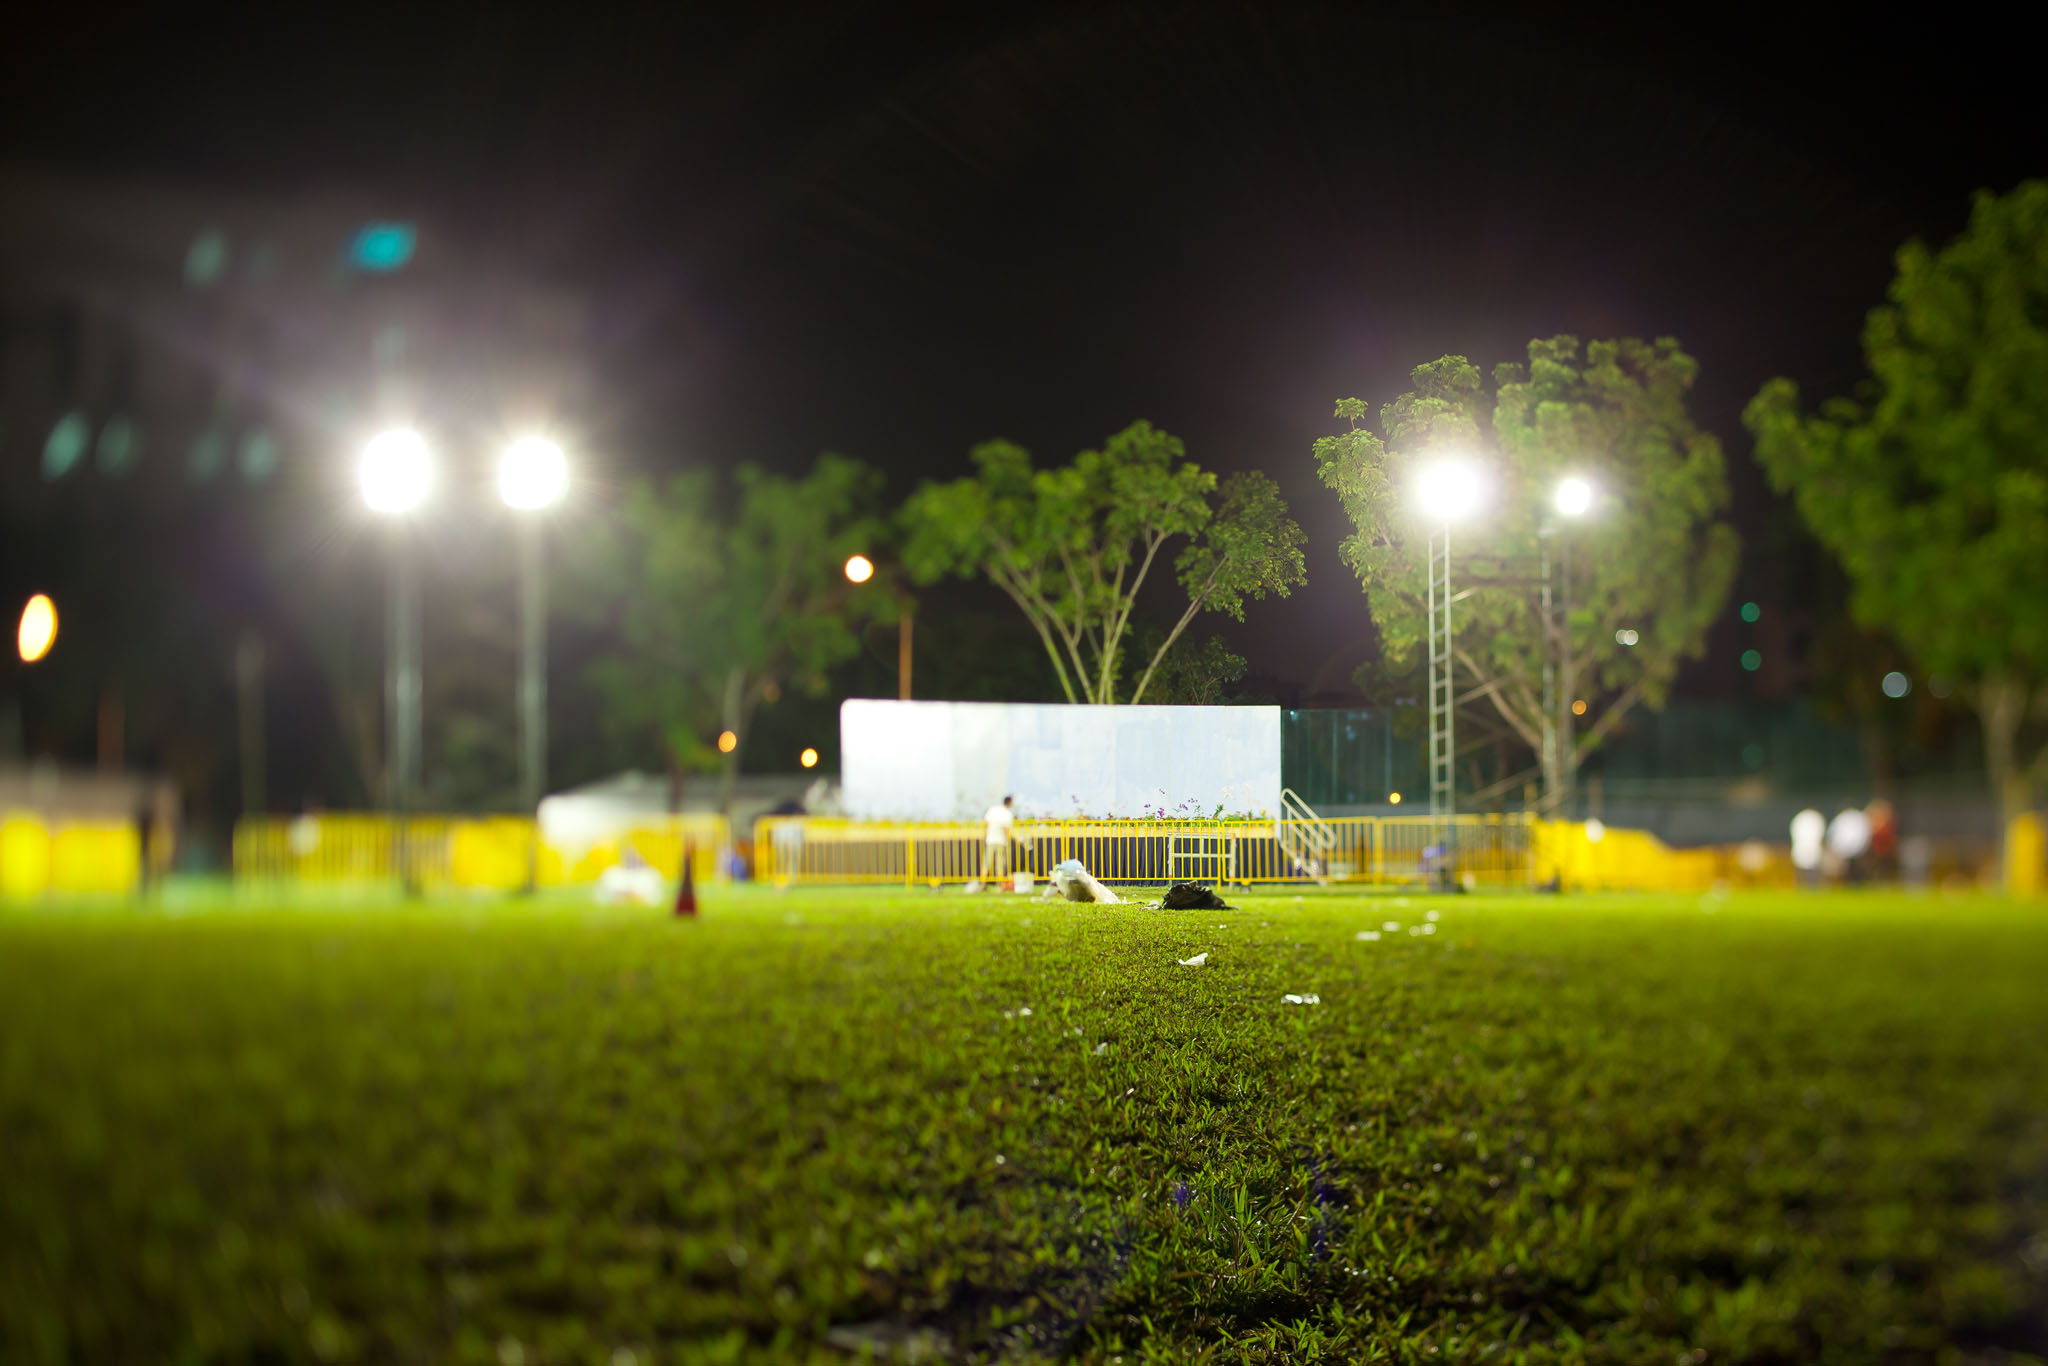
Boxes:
[1747,180,2048,831]
[575,454,896,813]
[1138,631,1248,706]
[903,421,1305,704]
[1316,338,1739,806]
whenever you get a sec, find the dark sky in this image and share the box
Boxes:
[7,3,2038,695]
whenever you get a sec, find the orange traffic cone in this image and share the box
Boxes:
[674,842,699,917]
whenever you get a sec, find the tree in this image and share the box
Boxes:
[574,454,896,813]
[1138,632,1248,706]
[1315,337,1739,806]
[902,421,1305,704]
[1746,180,2048,835]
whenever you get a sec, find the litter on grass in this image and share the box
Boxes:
[1282,993,1321,1005]
[1052,859,1121,904]
[1355,930,1381,941]
[1177,952,1209,967]
[1161,881,1232,910]
[1382,921,1401,932]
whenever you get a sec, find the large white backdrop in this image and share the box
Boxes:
[840,700,1282,821]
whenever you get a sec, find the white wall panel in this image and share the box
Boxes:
[841,700,1280,821]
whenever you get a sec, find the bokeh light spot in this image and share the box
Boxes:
[18,594,57,663]
[42,412,88,480]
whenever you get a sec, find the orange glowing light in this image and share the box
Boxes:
[800,747,819,769]
[17,594,56,663]
[717,730,738,754]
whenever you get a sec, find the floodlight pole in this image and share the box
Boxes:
[386,528,422,896]
[1426,525,1457,888]
[1426,525,1455,819]
[1555,531,1575,816]
[517,516,548,889]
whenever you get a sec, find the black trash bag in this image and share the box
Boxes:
[1161,881,1233,910]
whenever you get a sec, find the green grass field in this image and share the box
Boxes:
[3,886,2046,1364]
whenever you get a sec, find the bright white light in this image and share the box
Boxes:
[1554,476,1594,518]
[359,428,432,514]
[498,436,567,511]
[1790,808,1826,870]
[843,554,875,584]
[1584,818,1606,844]
[17,594,56,663]
[1615,628,1639,647]
[1827,807,1872,860]
[1881,671,1910,699]
[1413,458,1488,524]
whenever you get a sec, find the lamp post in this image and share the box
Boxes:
[844,554,912,702]
[1412,459,1489,820]
[359,427,432,894]
[499,436,568,891]
[1541,476,1594,816]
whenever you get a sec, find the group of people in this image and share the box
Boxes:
[1789,799,1916,884]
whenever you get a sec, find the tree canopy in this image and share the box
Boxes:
[902,421,1305,705]
[1747,179,2048,822]
[574,454,897,811]
[1316,337,1739,805]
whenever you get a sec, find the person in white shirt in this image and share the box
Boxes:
[980,795,1016,886]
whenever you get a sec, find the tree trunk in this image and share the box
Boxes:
[1981,673,2032,845]
[719,666,746,817]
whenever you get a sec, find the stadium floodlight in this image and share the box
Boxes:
[498,436,568,511]
[1554,475,1594,518]
[1413,458,1488,524]
[359,428,432,514]
[17,593,57,663]
[844,554,875,584]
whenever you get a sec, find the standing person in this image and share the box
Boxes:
[1867,799,1898,882]
[980,795,1016,890]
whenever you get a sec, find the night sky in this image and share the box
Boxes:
[7,3,2038,696]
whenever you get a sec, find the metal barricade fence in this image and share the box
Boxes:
[233,813,730,891]
[754,814,1535,887]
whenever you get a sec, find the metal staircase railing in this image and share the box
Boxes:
[1277,787,1337,885]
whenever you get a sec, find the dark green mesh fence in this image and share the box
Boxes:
[1280,708,1424,807]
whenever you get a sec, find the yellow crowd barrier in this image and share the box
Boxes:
[232,813,730,891]
[754,814,1536,887]
[0,813,143,897]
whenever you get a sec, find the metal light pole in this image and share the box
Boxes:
[360,428,432,895]
[844,554,913,701]
[1542,476,1594,817]
[1413,458,1488,890]
[500,437,569,892]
